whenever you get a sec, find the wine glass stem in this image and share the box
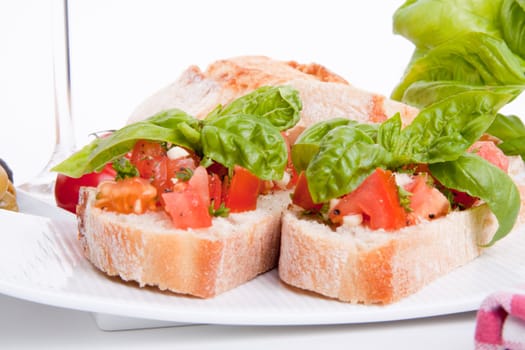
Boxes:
[51,0,75,163]
[18,0,75,200]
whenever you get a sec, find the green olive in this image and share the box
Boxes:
[0,165,18,211]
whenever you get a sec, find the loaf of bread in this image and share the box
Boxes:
[127,56,419,142]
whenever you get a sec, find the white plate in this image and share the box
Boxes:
[1,191,524,328]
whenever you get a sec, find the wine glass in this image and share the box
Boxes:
[18,0,75,203]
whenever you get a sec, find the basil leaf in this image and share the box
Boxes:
[401,81,524,109]
[392,32,525,103]
[391,91,512,164]
[207,85,302,131]
[113,157,139,180]
[201,114,287,180]
[393,0,503,50]
[291,118,365,172]
[52,109,201,178]
[486,114,525,160]
[305,126,390,203]
[498,137,525,160]
[500,0,525,58]
[429,153,520,246]
[377,113,402,153]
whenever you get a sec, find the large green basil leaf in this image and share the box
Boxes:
[394,0,503,50]
[291,118,376,172]
[201,114,287,180]
[390,91,513,165]
[391,32,525,102]
[487,114,525,160]
[501,0,525,58]
[429,153,520,246]
[207,85,302,131]
[305,126,390,203]
[52,109,201,178]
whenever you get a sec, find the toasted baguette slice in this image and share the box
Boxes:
[127,56,419,142]
[279,158,525,304]
[77,187,290,298]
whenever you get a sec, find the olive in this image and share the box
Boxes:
[0,165,8,197]
[0,158,13,183]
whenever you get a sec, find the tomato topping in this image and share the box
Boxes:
[329,168,407,231]
[468,141,509,172]
[223,166,261,213]
[291,171,323,212]
[130,140,198,196]
[95,177,157,214]
[162,166,212,229]
[404,173,450,224]
[55,163,116,213]
[208,173,223,211]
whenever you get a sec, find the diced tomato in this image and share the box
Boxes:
[208,173,223,211]
[468,140,509,172]
[130,140,198,196]
[404,173,450,224]
[291,171,323,212]
[329,168,407,231]
[450,189,478,209]
[223,166,261,213]
[95,177,157,214]
[162,166,212,229]
[130,140,166,179]
[206,161,229,178]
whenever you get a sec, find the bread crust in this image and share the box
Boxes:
[77,187,289,298]
[127,56,419,142]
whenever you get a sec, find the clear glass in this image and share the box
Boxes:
[18,0,75,203]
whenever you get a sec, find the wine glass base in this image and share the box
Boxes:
[17,174,57,206]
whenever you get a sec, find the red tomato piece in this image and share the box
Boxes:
[55,163,116,214]
[130,140,198,196]
[208,173,223,211]
[224,166,261,213]
[162,166,212,229]
[329,168,407,231]
[404,173,450,224]
[130,140,166,180]
[468,140,509,172]
[291,171,323,212]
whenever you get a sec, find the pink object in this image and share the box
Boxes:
[475,287,525,349]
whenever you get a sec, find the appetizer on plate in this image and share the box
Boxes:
[279,94,525,304]
[53,56,418,298]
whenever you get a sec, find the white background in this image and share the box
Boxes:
[1,0,524,348]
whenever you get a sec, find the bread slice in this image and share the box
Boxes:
[77,187,290,298]
[127,56,419,142]
[278,158,525,304]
